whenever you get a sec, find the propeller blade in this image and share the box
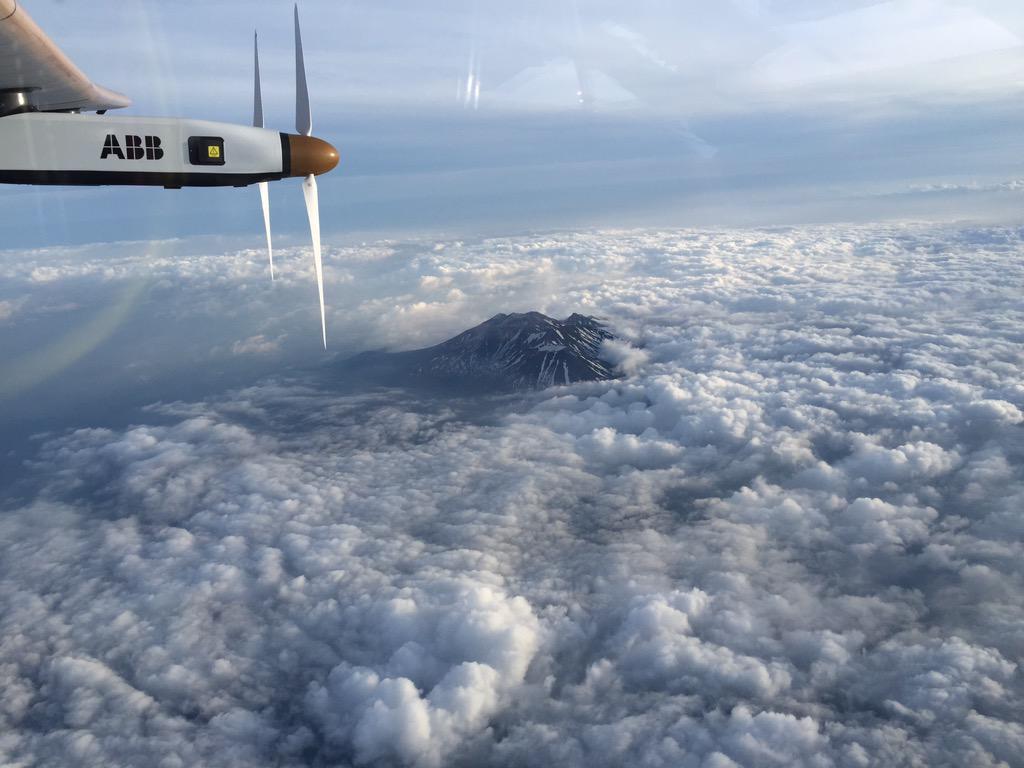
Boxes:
[295,4,325,347]
[294,4,312,136]
[258,181,274,281]
[253,31,264,128]
[302,174,327,349]
[253,32,273,280]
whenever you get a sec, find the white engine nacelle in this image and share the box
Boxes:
[0,112,337,188]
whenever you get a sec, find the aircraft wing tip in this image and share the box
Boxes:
[92,85,133,111]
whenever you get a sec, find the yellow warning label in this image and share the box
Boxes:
[208,146,221,159]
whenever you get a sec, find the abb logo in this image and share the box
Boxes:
[101,134,164,161]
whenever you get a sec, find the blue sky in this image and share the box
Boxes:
[6,0,1024,246]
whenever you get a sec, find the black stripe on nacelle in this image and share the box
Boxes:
[280,132,292,177]
[0,170,288,188]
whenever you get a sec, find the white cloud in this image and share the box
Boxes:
[2,223,1024,765]
[754,1,1022,88]
[0,298,26,323]
[307,582,540,767]
[599,338,651,375]
[231,335,283,357]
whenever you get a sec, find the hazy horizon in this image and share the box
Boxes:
[6,0,1024,247]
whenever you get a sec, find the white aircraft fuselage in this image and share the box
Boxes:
[0,112,337,188]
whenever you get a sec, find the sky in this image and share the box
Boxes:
[6,0,1024,246]
[4,2,1024,767]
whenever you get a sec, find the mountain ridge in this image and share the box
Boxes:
[339,311,618,392]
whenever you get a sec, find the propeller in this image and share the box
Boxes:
[251,5,334,350]
[295,4,327,350]
[253,32,274,281]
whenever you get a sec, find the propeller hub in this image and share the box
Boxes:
[287,135,339,178]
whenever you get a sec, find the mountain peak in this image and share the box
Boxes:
[340,312,618,392]
[420,312,616,390]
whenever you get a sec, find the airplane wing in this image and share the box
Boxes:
[0,0,130,112]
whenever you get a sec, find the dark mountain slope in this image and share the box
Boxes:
[339,312,617,392]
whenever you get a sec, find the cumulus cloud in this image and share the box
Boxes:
[231,335,283,357]
[0,297,26,323]
[307,582,539,768]
[599,338,651,375]
[2,223,1024,766]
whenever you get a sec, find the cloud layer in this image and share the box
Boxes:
[2,224,1024,766]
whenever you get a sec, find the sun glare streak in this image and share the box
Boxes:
[124,1,178,116]
[0,278,148,400]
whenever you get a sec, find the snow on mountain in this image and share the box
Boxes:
[342,312,617,391]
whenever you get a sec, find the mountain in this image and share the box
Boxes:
[339,312,618,392]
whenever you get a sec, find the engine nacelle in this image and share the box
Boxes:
[0,112,338,188]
